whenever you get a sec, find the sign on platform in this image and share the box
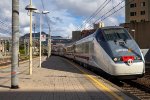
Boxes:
[41,34,46,41]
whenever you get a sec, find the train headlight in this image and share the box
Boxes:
[137,57,141,60]
[135,56,141,60]
[113,58,118,62]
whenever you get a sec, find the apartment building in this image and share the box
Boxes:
[125,0,150,23]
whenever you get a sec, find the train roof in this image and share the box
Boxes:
[99,26,124,30]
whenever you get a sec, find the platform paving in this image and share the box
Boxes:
[0,56,133,100]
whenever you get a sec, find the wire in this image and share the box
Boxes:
[77,0,109,30]
[0,20,11,28]
[40,0,51,32]
[94,0,125,23]
[85,0,111,24]
[101,0,134,21]
[0,18,12,36]
[86,0,134,27]
[40,0,46,10]
[77,0,111,30]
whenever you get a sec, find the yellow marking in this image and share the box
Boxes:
[128,48,132,52]
[65,59,123,100]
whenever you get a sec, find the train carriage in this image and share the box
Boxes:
[65,26,145,80]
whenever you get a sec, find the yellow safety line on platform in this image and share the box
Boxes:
[65,59,123,100]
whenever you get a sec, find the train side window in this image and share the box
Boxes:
[96,30,105,42]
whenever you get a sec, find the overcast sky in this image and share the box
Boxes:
[0,0,125,38]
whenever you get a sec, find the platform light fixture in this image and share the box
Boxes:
[33,10,49,68]
[25,0,37,75]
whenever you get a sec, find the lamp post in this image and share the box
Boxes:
[48,26,51,57]
[25,0,37,75]
[33,10,49,68]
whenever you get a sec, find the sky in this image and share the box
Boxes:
[0,0,125,38]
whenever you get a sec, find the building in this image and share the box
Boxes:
[20,32,48,45]
[0,37,11,56]
[125,0,150,23]
[72,31,81,42]
[72,23,104,42]
[51,36,72,45]
[94,23,104,29]
[123,0,150,48]
[20,32,49,55]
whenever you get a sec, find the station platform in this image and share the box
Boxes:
[0,56,134,100]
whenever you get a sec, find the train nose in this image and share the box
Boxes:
[121,56,134,66]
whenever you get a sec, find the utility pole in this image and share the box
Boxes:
[11,0,19,89]
[29,0,33,75]
[24,37,27,55]
[33,10,49,67]
[39,13,42,68]
[4,40,6,56]
[48,26,51,57]
[33,23,35,55]
[9,39,11,53]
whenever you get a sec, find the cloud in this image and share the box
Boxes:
[52,0,98,16]
[49,0,125,33]
[22,27,30,34]
[0,0,125,37]
[20,12,30,26]
[104,17,120,26]
[34,0,125,37]
[52,17,63,23]
[52,0,124,17]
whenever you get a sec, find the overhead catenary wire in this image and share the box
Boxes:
[86,0,134,29]
[84,0,111,25]
[40,0,51,32]
[100,0,135,21]
[0,27,11,33]
[40,0,46,11]
[0,20,11,31]
[95,0,125,23]
[77,0,112,30]
[0,20,11,28]
[0,21,11,34]
[76,0,110,30]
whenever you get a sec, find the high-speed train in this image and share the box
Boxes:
[56,26,145,80]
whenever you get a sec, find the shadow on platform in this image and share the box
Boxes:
[0,90,126,100]
[0,85,10,89]
[41,56,82,74]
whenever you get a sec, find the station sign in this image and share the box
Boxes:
[41,34,46,41]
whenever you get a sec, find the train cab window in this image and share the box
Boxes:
[103,28,131,41]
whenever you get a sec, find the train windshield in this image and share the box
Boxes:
[103,28,131,41]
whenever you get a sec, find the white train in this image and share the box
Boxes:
[56,26,145,80]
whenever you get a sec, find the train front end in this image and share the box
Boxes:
[99,27,145,79]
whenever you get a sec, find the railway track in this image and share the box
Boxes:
[82,64,150,100]
[119,67,150,100]
[67,58,150,100]
[121,80,150,100]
